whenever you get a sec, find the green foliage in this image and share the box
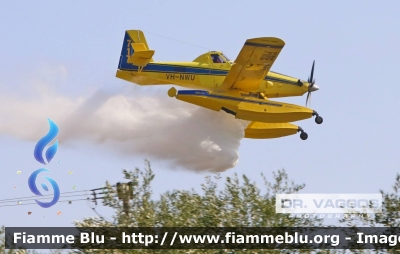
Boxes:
[373,174,400,227]
[71,160,322,253]
[340,173,400,228]
[2,160,324,253]
[338,175,400,253]
[76,160,321,228]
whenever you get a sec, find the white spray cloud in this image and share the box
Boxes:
[0,66,246,172]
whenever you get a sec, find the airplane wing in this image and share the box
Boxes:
[219,37,285,91]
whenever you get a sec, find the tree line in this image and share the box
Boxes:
[1,160,399,253]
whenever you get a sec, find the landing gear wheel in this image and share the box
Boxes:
[315,116,323,124]
[300,132,308,140]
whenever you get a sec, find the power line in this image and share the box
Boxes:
[0,193,116,207]
[0,192,94,204]
[0,189,90,203]
[0,181,132,209]
[85,190,115,225]
[0,198,92,208]
[0,186,113,207]
[0,194,117,208]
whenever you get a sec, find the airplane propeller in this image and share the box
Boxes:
[305,61,319,107]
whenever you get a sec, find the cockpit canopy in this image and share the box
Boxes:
[193,51,231,65]
[210,52,231,63]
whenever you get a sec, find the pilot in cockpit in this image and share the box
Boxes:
[211,54,224,63]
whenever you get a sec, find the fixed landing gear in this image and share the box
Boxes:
[297,127,308,140]
[300,132,308,140]
[313,111,323,124]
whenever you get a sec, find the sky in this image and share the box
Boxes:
[1,1,400,228]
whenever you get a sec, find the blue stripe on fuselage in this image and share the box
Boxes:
[119,62,228,76]
[119,62,298,85]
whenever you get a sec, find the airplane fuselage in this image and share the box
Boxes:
[116,59,310,99]
[115,30,323,140]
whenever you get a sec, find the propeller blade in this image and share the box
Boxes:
[305,61,316,106]
[310,60,315,85]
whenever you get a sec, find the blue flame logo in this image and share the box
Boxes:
[29,118,60,208]
[28,168,60,208]
[34,119,59,165]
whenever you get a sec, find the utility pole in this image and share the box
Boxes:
[116,182,133,215]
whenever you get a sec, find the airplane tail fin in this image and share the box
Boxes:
[117,30,155,70]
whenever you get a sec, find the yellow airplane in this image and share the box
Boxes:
[116,30,323,140]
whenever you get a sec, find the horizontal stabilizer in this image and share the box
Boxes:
[117,30,155,70]
[127,42,155,67]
